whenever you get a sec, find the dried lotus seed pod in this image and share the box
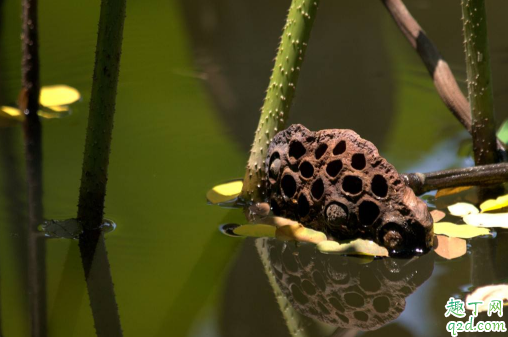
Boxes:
[265,124,433,256]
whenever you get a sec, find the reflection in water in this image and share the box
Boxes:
[261,238,434,331]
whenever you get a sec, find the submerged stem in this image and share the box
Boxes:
[241,0,320,202]
[461,0,498,165]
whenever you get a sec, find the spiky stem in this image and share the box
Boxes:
[461,0,498,165]
[241,0,320,202]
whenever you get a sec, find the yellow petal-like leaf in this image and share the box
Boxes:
[206,180,243,205]
[430,210,446,223]
[434,235,466,260]
[40,85,80,107]
[275,224,327,244]
[38,106,71,119]
[466,284,508,313]
[233,224,276,238]
[317,240,389,257]
[463,213,508,228]
[436,186,473,198]
[480,194,508,213]
[434,222,490,239]
[448,202,479,217]
[0,106,23,119]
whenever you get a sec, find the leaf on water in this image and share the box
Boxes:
[275,224,327,244]
[0,106,24,120]
[463,213,508,228]
[206,179,243,206]
[431,210,446,223]
[316,239,389,257]
[448,202,479,217]
[37,105,71,119]
[39,85,80,107]
[497,118,508,144]
[479,194,508,213]
[434,222,491,239]
[436,186,473,199]
[433,235,467,260]
[466,284,508,313]
[40,219,83,239]
[233,224,276,238]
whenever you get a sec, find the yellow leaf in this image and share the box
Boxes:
[37,106,71,119]
[434,235,466,260]
[275,224,327,244]
[40,85,80,107]
[233,224,276,238]
[466,284,508,313]
[434,222,490,239]
[436,186,473,198]
[430,210,446,223]
[480,194,508,212]
[463,213,508,228]
[317,239,389,257]
[448,202,479,217]
[206,180,243,205]
[0,106,23,119]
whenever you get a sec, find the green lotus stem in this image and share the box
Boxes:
[461,0,498,166]
[241,0,320,202]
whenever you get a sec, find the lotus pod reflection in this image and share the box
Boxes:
[266,239,434,330]
[265,124,434,255]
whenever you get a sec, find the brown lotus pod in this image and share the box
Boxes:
[265,124,433,255]
[264,238,434,330]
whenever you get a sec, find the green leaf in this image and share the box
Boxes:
[463,213,508,228]
[497,118,508,144]
[232,224,276,238]
[447,202,479,217]
[479,194,508,212]
[434,222,491,239]
[316,239,389,257]
[206,179,243,206]
[275,224,327,244]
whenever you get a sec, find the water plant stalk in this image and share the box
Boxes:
[241,0,320,202]
[461,0,499,165]
[382,0,505,152]
[403,163,508,195]
[20,0,46,335]
[76,0,126,335]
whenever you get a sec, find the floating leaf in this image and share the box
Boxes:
[430,210,446,223]
[497,118,508,144]
[39,85,80,107]
[0,106,24,121]
[39,219,83,239]
[464,213,508,228]
[466,284,508,313]
[434,235,467,260]
[448,202,479,217]
[206,179,243,206]
[479,194,508,213]
[317,239,389,257]
[434,222,490,239]
[233,224,276,238]
[275,224,327,244]
[436,186,473,199]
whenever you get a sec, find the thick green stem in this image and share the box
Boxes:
[461,0,498,166]
[241,0,320,202]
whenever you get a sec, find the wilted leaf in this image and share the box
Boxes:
[275,224,327,244]
[434,222,491,239]
[39,85,80,107]
[479,194,508,213]
[434,235,467,260]
[448,202,479,217]
[436,186,473,199]
[316,239,389,257]
[463,213,508,228]
[39,219,83,239]
[431,210,446,223]
[466,284,508,313]
[206,179,243,206]
[233,224,276,238]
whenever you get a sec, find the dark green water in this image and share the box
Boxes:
[0,0,507,336]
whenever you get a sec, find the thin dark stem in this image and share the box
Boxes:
[76,0,126,335]
[381,0,506,153]
[402,163,508,195]
[20,0,46,336]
